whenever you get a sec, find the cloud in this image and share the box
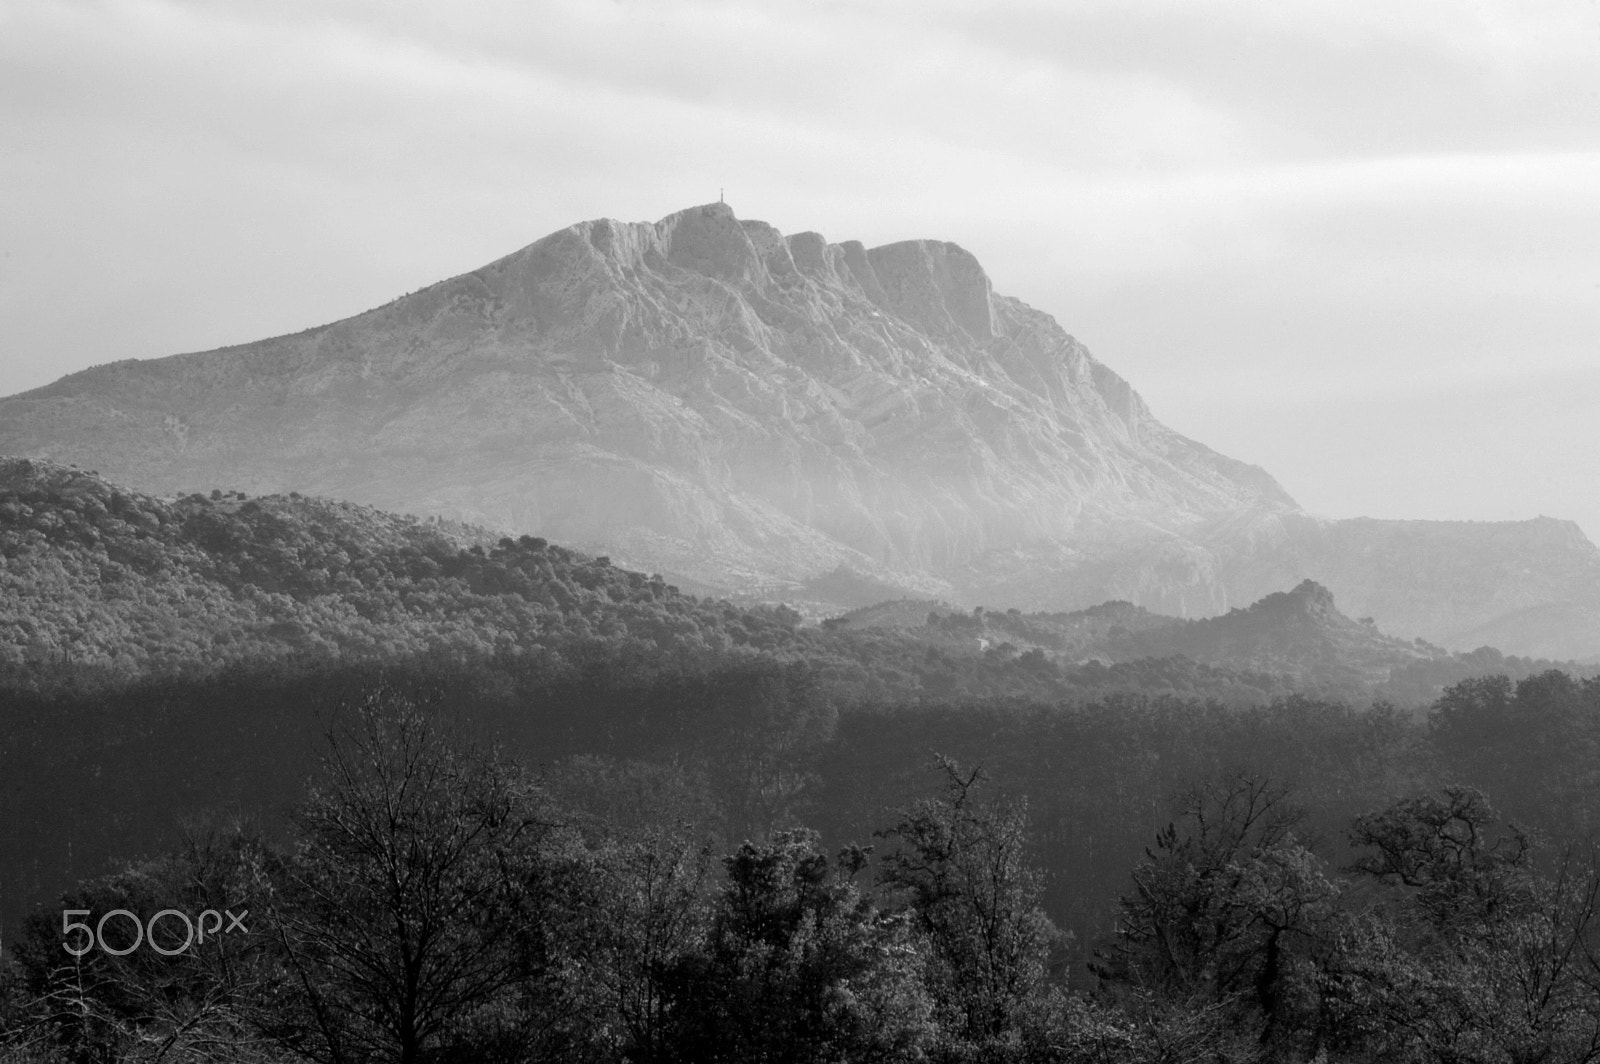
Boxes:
[934,0,1600,154]
[1177,366,1600,542]
[0,0,1594,535]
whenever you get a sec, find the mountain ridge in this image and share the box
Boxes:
[3,203,1598,656]
[0,201,1292,588]
[835,577,1464,695]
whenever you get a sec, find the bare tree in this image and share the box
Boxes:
[265,684,558,1064]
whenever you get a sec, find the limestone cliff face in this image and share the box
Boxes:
[3,202,1598,657]
[0,203,1291,596]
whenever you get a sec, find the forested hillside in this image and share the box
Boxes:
[0,456,791,675]
[2,459,1581,705]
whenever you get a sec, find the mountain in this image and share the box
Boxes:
[3,202,1598,656]
[963,510,1600,660]
[0,201,1292,591]
[1209,514,1600,658]
[835,580,1491,699]
[1104,579,1442,689]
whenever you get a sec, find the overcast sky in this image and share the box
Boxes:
[2,0,1597,537]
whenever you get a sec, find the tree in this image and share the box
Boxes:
[265,684,565,1064]
[1430,673,1600,840]
[5,817,283,1063]
[877,758,1063,1056]
[1338,787,1600,1064]
[1348,786,1532,929]
[656,830,932,1064]
[1101,773,1342,1055]
[566,830,714,1063]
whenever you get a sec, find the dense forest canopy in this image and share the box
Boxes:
[8,673,1600,1062]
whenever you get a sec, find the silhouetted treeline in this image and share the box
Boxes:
[7,684,1600,1063]
[9,651,1600,995]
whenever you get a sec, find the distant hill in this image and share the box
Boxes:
[1209,513,1600,661]
[832,580,1577,704]
[0,457,814,679]
[956,511,1600,661]
[1102,579,1445,691]
[0,461,1586,708]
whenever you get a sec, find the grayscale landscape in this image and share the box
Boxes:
[2,3,1598,1062]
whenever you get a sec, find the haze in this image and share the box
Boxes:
[2,0,1596,538]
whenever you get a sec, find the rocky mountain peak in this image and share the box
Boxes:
[658,201,761,284]
[1216,578,1342,631]
[7,203,1600,656]
[1284,578,1338,613]
[6,200,1293,606]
